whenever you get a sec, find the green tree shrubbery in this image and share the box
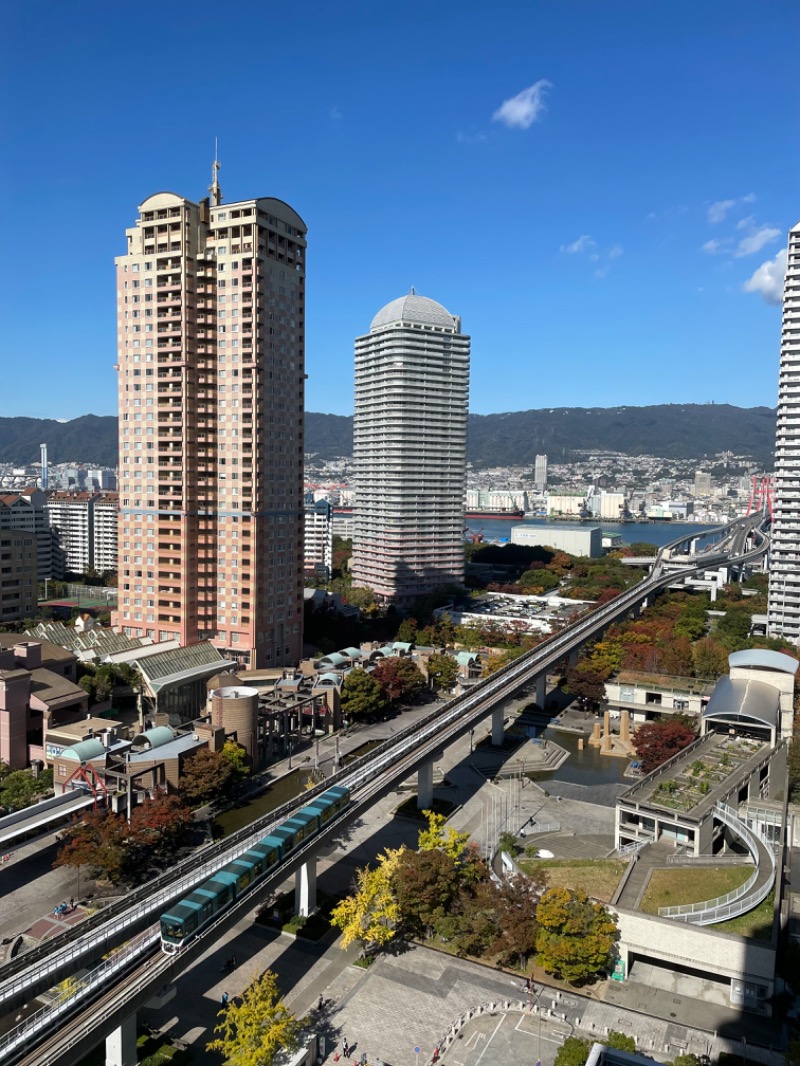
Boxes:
[340,669,386,721]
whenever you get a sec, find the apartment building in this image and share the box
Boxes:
[768,219,800,640]
[352,291,470,603]
[114,169,306,668]
[0,532,37,621]
[0,487,58,580]
[45,491,119,575]
[304,498,333,578]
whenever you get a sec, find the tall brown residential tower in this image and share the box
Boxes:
[115,170,306,668]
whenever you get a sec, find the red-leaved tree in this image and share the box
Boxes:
[633,719,697,773]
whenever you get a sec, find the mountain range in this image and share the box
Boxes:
[0,404,776,470]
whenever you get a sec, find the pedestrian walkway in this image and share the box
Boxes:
[25,903,86,943]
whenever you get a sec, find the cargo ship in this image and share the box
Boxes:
[464,508,524,521]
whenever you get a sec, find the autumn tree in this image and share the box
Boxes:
[331,848,404,952]
[483,647,526,677]
[340,669,386,721]
[129,792,192,863]
[54,808,131,883]
[535,887,618,984]
[489,872,545,969]
[426,652,458,691]
[417,810,471,862]
[179,747,236,806]
[564,663,607,707]
[207,968,300,1066]
[633,718,697,773]
[372,656,426,703]
[519,568,560,593]
[394,848,465,939]
[221,738,250,780]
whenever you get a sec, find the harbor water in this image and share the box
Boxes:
[468,516,719,548]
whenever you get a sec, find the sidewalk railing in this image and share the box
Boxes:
[659,802,775,924]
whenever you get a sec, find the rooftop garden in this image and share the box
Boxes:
[645,736,765,812]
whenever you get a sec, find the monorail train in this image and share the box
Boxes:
[159,785,351,953]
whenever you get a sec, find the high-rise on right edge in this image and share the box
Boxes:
[768,222,800,642]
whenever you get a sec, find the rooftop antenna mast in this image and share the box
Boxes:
[210,138,222,206]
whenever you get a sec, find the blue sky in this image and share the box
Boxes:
[2,0,798,420]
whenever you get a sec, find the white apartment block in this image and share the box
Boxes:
[44,491,119,575]
[768,221,800,641]
[352,292,470,603]
[93,494,119,573]
[304,499,333,578]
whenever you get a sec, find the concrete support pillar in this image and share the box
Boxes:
[295,855,317,916]
[535,674,546,707]
[491,706,505,747]
[106,1013,137,1066]
[417,760,434,809]
[690,538,699,556]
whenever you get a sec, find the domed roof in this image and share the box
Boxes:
[370,291,455,331]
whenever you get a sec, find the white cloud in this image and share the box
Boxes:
[702,238,728,254]
[736,215,755,230]
[330,105,342,121]
[735,225,780,257]
[742,247,788,305]
[707,193,755,224]
[608,244,623,260]
[456,130,487,145]
[492,79,551,129]
[560,234,595,255]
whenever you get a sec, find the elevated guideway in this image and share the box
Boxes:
[0,515,769,1065]
[0,792,96,851]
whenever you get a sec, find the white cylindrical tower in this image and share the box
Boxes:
[351,291,470,604]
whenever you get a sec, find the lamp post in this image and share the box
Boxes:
[469,728,474,753]
[288,737,293,770]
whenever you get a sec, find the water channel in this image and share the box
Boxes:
[214,740,383,837]
[536,724,630,788]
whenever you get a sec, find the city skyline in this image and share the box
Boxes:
[3,0,798,422]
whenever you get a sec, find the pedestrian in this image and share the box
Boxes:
[221,992,229,1006]
[53,906,60,920]
[231,954,236,968]
[342,1038,348,1057]
[70,896,75,910]
[318,994,324,1011]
